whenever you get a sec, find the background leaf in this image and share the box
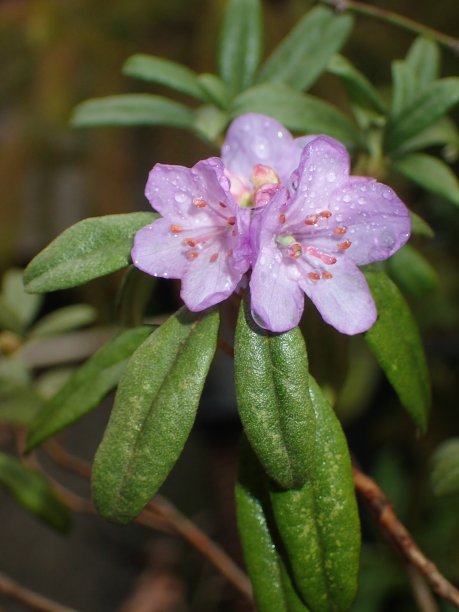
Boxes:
[386,245,438,299]
[365,271,431,431]
[30,304,97,338]
[235,297,315,489]
[92,307,219,523]
[24,212,156,293]
[0,452,70,532]
[270,378,360,611]
[71,94,195,129]
[431,438,459,496]
[257,7,353,92]
[232,83,360,146]
[26,326,153,451]
[405,37,440,91]
[0,268,42,333]
[218,0,262,96]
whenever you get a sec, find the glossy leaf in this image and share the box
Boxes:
[232,83,360,146]
[30,304,97,338]
[71,94,195,129]
[405,37,440,91]
[270,378,360,611]
[122,54,208,101]
[92,307,219,523]
[0,452,70,532]
[236,439,309,611]
[23,212,156,293]
[327,54,386,114]
[25,326,153,451]
[235,297,315,489]
[218,0,262,96]
[384,78,459,153]
[431,438,459,496]
[257,7,353,92]
[365,271,430,431]
[386,244,438,299]
[393,152,459,207]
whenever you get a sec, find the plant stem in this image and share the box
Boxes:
[353,464,459,609]
[320,0,459,54]
[0,571,75,612]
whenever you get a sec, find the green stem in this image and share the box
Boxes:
[320,0,459,55]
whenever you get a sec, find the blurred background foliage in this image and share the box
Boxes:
[1,0,459,610]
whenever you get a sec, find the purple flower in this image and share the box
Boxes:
[132,157,251,311]
[248,130,411,334]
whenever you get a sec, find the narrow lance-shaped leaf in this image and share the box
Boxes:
[92,307,219,523]
[218,0,262,96]
[394,117,459,156]
[26,326,153,452]
[234,296,315,489]
[122,54,209,102]
[386,244,438,299]
[405,37,440,91]
[257,6,353,92]
[71,94,195,129]
[30,304,97,338]
[391,60,417,118]
[365,270,430,431]
[236,438,309,612]
[431,438,459,496]
[0,452,71,532]
[23,212,156,293]
[393,152,459,208]
[270,378,360,612]
[384,78,459,153]
[0,268,42,333]
[232,83,360,147]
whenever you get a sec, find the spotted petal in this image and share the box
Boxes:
[222,114,301,184]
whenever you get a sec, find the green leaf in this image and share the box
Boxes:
[270,378,360,611]
[194,105,228,143]
[92,307,219,523]
[393,152,459,207]
[0,452,70,532]
[197,73,230,110]
[257,7,353,92]
[236,439,309,612]
[327,54,386,115]
[405,37,440,91]
[232,83,360,146]
[122,54,208,101]
[384,78,459,153]
[30,304,97,338]
[365,271,430,431]
[218,0,262,96]
[0,380,42,425]
[25,326,153,452]
[0,268,42,333]
[431,438,459,496]
[23,212,156,293]
[235,297,315,489]
[410,212,434,239]
[115,267,157,327]
[394,117,459,156]
[71,94,195,129]
[391,60,417,118]
[386,244,438,299]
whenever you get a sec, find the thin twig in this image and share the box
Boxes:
[353,464,459,609]
[406,564,440,612]
[0,571,76,612]
[320,0,459,54]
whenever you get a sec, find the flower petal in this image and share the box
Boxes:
[181,250,244,311]
[250,245,304,332]
[299,258,376,334]
[222,113,300,184]
[329,178,411,265]
[131,218,188,279]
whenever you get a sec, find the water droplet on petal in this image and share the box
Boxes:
[175,192,190,204]
[343,194,351,203]
[253,136,269,159]
[382,188,393,200]
[326,172,336,182]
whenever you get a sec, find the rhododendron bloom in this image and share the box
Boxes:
[249,131,411,334]
[132,157,251,311]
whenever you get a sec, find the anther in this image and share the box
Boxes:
[322,271,333,279]
[170,224,183,234]
[279,213,286,224]
[183,238,197,247]
[307,272,321,281]
[289,243,302,259]
[186,251,199,260]
[305,215,318,225]
[210,253,219,263]
[219,201,227,208]
[319,210,332,219]
[338,240,352,250]
[227,249,233,257]
[334,227,347,235]
[193,199,207,208]
[227,216,236,226]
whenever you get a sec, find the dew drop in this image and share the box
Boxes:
[174,192,189,204]
[358,197,366,205]
[326,172,336,183]
[382,188,393,200]
[343,194,351,203]
[253,136,269,159]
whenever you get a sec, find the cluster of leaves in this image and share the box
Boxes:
[2,0,459,610]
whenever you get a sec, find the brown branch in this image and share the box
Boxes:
[0,571,76,612]
[320,0,459,55]
[353,464,459,609]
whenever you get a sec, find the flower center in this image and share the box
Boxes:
[226,164,280,209]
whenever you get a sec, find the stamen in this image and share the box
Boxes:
[338,240,352,250]
[319,210,332,219]
[227,249,233,257]
[322,271,333,279]
[305,215,318,225]
[187,251,199,260]
[170,224,183,234]
[210,253,219,263]
[279,213,286,224]
[308,272,321,281]
[305,246,337,265]
[334,227,347,235]
[183,238,197,247]
[289,243,302,259]
[219,201,227,208]
[193,199,207,208]
[227,216,236,226]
